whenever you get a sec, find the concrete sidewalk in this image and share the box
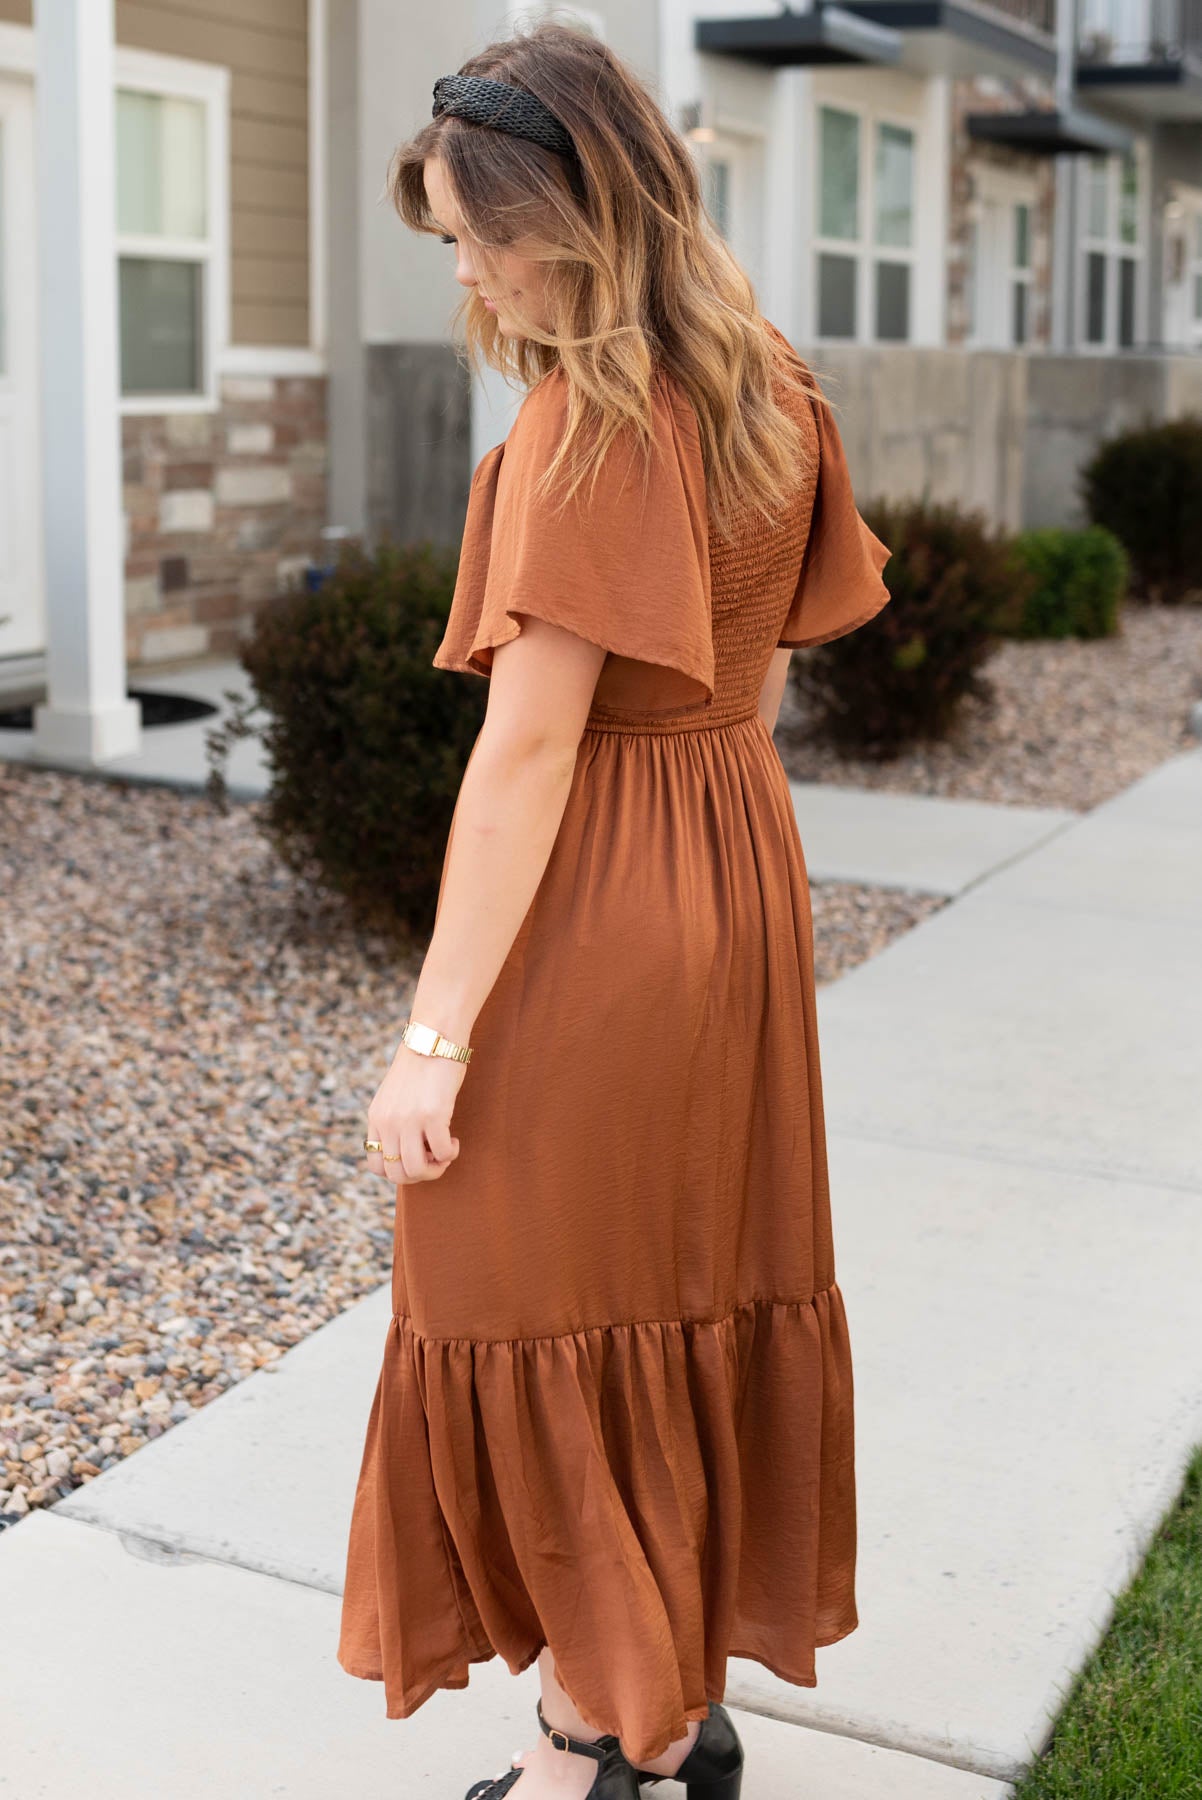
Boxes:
[0,659,272,800]
[788,779,1076,896]
[2,735,1199,1795]
[2,1510,1004,1800]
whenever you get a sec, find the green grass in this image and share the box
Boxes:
[1011,1444,1202,1798]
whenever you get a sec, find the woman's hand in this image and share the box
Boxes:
[364,1042,467,1184]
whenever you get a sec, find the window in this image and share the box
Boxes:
[1012,202,1032,345]
[815,103,916,343]
[117,91,206,395]
[874,122,913,339]
[1080,149,1142,350]
[703,157,732,241]
[114,51,229,411]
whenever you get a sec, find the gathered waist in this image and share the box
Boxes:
[583,703,762,738]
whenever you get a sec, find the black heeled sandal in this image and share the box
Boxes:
[463,1696,641,1800]
[630,1701,744,1800]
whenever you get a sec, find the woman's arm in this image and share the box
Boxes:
[364,614,607,1185]
[757,646,793,736]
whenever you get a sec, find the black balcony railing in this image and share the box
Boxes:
[864,0,1056,32]
[976,0,1057,36]
[1077,0,1202,63]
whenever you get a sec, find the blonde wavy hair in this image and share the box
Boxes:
[389,19,830,541]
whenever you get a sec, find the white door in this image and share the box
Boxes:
[967,166,1037,349]
[0,75,43,658]
[699,132,764,301]
[1163,190,1202,351]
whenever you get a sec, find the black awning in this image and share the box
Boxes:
[698,2,1055,78]
[965,105,1135,154]
[695,6,901,67]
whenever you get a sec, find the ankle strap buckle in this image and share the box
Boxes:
[547,1726,572,1753]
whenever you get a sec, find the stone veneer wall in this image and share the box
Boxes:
[122,375,327,666]
[948,76,1057,349]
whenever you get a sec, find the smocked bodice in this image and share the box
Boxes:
[586,376,821,736]
[431,321,890,733]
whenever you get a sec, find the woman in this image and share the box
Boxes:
[338,22,891,1800]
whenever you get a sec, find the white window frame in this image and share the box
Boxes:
[114,46,229,416]
[812,96,919,346]
[1077,145,1145,353]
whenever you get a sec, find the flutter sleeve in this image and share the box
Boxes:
[432,368,714,709]
[777,374,892,649]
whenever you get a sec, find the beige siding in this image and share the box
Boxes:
[117,5,307,80]
[0,0,310,347]
[116,0,309,347]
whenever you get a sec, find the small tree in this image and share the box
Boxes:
[1080,416,1202,605]
[205,538,487,945]
[790,495,1031,759]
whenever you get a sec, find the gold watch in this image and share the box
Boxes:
[399,1017,473,1064]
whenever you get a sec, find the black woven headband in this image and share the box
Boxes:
[432,73,577,162]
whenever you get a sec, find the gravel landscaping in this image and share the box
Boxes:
[776,603,1202,812]
[810,883,944,986]
[0,761,935,1529]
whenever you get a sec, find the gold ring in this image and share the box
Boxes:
[364,1138,383,1154]
[382,1151,404,1162]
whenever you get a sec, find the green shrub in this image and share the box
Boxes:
[790,495,1031,760]
[205,538,486,946]
[1003,525,1128,640]
[1080,415,1202,604]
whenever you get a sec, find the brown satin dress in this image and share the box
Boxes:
[337,318,892,1764]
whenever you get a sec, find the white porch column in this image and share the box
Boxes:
[31,0,140,765]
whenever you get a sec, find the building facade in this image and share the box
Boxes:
[676,0,1202,355]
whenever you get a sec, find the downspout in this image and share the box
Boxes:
[1050,0,1078,350]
